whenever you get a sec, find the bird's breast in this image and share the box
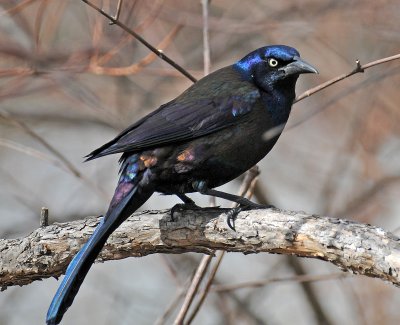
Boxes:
[153,101,286,193]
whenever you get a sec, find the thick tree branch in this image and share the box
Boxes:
[1,208,400,290]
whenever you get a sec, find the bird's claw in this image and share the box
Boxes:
[226,206,242,231]
[226,203,274,231]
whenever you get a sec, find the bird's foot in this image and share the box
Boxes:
[170,202,202,221]
[226,203,274,231]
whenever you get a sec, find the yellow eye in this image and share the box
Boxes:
[268,58,278,67]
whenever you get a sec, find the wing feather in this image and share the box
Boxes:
[86,67,260,160]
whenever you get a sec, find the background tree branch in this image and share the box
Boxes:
[1,208,400,290]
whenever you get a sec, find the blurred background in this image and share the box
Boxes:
[0,1,399,324]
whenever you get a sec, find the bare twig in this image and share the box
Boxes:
[88,25,183,76]
[94,1,164,67]
[159,255,183,287]
[173,255,212,325]
[33,0,47,51]
[295,53,400,102]
[0,110,109,199]
[212,273,347,292]
[1,0,38,16]
[179,254,267,325]
[0,138,70,173]
[201,0,211,76]
[109,0,123,25]
[0,110,81,178]
[155,287,186,325]
[186,251,224,324]
[81,0,197,82]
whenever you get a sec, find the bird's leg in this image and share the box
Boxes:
[193,181,272,231]
[195,185,270,209]
[176,193,196,205]
[205,188,266,208]
[171,193,202,220]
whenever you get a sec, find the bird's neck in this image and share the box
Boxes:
[261,84,295,125]
[232,62,296,124]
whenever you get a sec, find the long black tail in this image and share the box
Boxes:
[46,183,153,325]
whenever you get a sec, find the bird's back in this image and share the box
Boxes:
[86,66,261,160]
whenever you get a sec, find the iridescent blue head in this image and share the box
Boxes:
[234,45,318,93]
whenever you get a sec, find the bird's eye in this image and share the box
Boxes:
[268,58,279,67]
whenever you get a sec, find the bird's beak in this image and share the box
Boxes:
[279,56,318,75]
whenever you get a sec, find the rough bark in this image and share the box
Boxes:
[1,207,400,290]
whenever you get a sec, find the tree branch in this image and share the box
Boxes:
[1,208,400,290]
[81,0,197,82]
[295,53,400,102]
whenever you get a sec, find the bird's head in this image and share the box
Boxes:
[234,45,318,93]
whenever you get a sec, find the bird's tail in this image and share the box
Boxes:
[46,172,153,325]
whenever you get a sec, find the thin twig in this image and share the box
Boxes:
[186,251,224,325]
[0,110,109,199]
[212,273,348,292]
[1,0,38,16]
[81,0,197,82]
[173,256,212,325]
[159,255,183,287]
[155,278,192,325]
[88,25,183,76]
[94,1,164,67]
[295,53,400,102]
[33,0,47,52]
[0,138,70,173]
[155,288,186,325]
[179,254,267,325]
[109,0,123,25]
[0,110,81,178]
[201,0,210,76]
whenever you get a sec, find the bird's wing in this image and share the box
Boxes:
[86,70,260,160]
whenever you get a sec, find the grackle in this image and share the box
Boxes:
[46,45,317,324]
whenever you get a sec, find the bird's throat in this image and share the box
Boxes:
[261,89,294,126]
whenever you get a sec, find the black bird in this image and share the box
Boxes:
[46,45,317,324]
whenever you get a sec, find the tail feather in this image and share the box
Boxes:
[46,185,153,325]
